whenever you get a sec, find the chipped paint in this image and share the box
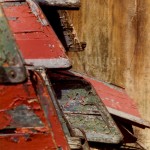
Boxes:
[33,70,70,149]
[0,134,57,150]
[2,1,71,68]
[0,0,80,7]
[0,112,12,130]
[63,70,150,128]
[0,71,70,149]
[47,71,123,144]
[0,4,26,83]
[27,0,49,26]
[36,0,80,7]
[58,10,86,51]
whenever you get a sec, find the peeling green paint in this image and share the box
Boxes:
[49,71,123,144]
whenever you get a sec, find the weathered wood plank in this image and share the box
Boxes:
[0,0,80,7]
[126,0,150,149]
[67,0,137,87]
[37,0,80,7]
[67,0,150,148]
[67,0,111,84]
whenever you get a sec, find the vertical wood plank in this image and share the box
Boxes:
[67,0,150,148]
[67,0,137,87]
[126,0,150,149]
[67,0,110,83]
[107,0,137,87]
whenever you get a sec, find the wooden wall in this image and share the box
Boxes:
[67,0,150,149]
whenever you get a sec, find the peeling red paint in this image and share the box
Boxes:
[65,71,141,118]
[0,82,36,111]
[0,71,70,149]
[0,112,12,130]
[3,3,64,58]
[0,80,46,127]
[27,0,49,26]
[84,77,141,117]
[2,2,70,68]
[48,70,140,117]
[0,134,57,150]
[34,72,70,149]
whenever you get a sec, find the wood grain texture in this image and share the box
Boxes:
[67,0,136,87]
[67,0,150,149]
[126,1,150,149]
[67,0,110,84]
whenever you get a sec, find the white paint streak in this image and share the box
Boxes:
[36,0,80,6]
[25,58,71,68]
